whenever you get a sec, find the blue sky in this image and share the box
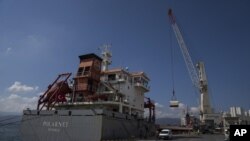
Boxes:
[0,0,250,117]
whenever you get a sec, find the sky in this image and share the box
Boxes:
[1,0,250,118]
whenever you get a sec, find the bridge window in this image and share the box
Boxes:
[83,66,90,75]
[77,67,83,76]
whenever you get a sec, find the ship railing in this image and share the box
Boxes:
[134,82,150,91]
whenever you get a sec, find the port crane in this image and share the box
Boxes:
[168,9,213,124]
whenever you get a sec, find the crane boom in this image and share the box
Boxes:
[168,9,200,89]
[168,9,213,124]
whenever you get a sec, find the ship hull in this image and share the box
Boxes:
[20,109,156,141]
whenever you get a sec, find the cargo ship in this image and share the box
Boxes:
[20,47,156,141]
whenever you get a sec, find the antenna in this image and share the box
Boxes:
[99,44,112,71]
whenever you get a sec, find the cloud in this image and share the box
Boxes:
[0,81,40,113]
[26,35,46,49]
[144,102,180,119]
[190,107,200,115]
[6,47,12,54]
[7,81,39,94]
[155,102,164,108]
[0,94,38,113]
[145,102,200,119]
[178,103,186,109]
[27,35,39,46]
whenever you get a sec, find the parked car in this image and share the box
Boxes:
[202,128,214,134]
[158,129,173,140]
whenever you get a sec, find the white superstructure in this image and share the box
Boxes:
[99,68,150,117]
[55,47,152,119]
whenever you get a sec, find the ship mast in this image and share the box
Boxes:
[100,44,112,71]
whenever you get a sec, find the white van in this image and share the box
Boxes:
[158,129,173,140]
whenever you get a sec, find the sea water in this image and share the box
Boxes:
[0,116,21,141]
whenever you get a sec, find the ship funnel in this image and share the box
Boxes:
[100,44,112,71]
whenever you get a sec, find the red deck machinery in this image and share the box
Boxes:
[37,73,72,111]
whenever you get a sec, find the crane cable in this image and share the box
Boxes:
[169,22,177,101]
